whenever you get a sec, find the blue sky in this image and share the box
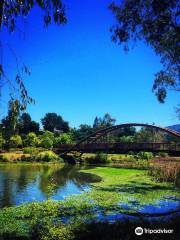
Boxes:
[1,0,179,127]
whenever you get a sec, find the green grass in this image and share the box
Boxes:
[0,166,179,240]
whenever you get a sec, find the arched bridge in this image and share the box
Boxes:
[54,123,180,155]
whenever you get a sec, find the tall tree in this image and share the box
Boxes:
[73,124,94,142]
[93,113,116,129]
[1,99,20,138]
[18,113,39,134]
[41,113,69,132]
[110,0,179,112]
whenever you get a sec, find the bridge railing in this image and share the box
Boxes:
[54,142,180,153]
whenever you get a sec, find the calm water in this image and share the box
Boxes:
[0,163,180,222]
[0,163,101,208]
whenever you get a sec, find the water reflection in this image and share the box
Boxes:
[0,164,101,207]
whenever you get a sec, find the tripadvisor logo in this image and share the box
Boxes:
[135,227,143,235]
[135,227,174,235]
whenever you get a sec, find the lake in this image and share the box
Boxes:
[0,163,180,221]
[0,163,101,207]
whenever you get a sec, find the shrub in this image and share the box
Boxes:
[54,133,73,144]
[23,147,38,154]
[40,137,53,149]
[137,151,153,160]
[0,155,9,162]
[40,131,55,149]
[9,135,22,148]
[35,151,61,162]
[128,151,135,155]
[157,152,169,157]
[85,152,110,164]
[24,132,40,147]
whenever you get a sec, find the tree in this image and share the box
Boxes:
[1,100,21,138]
[9,135,22,148]
[110,0,179,110]
[134,127,165,142]
[39,130,54,149]
[54,133,73,144]
[41,113,69,132]
[0,0,67,108]
[18,113,39,134]
[73,124,94,142]
[93,113,116,129]
[118,126,136,137]
[24,132,40,147]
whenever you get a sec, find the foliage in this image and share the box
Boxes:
[1,100,21,138]
[0,132,5,148]
[137,151,153,160]
[23,147,39,154]
[110,0,180,106]
[157,152,169,157]
[149,162,180,187]
[0,153,30,162]
[40,137,54,149]
[24,132,40,147]
[119,135,134,142]
[85,152,111,164]
[118,127,136,137]
[9,135,22,148]
[93,113,116,129]
[18,113,39,134]
[134,127,165,142]
[34,151,60,162]
[72,124,94,142]
[0,0,67,31]
[54,133,73,144]
[41,113,69,133]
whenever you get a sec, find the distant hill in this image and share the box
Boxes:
[167,124,180,133]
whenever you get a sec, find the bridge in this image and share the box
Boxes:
[54,123,180,155]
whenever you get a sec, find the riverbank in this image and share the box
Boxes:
[0,165,179,240]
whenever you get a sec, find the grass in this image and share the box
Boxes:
[0,165,179,239]
[0,150,62,162]
[0,152,31,162]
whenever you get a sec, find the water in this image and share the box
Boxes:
[0,163,101,207]
[0,163,179,221]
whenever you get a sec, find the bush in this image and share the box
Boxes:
[40,131,55,149]
[157,152,169,157]
[9,135,22,148]
[85,152,110,164]
[0,155,9,162]
[54,133,73,144]
[128,151,135,155]
[35,151,61,162]
[40,137,53,149]
[23,147,39,154]
[24,132,40,147]
[137,151,153,160]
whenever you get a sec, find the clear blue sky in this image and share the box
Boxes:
[1,0,179,127]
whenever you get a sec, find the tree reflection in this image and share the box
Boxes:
[0,164,101,207]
